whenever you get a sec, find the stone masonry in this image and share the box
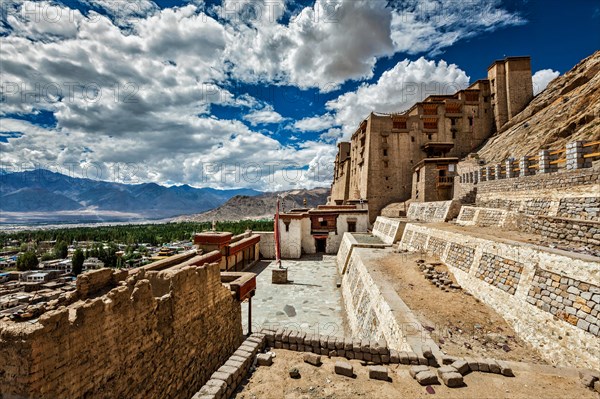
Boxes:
[0,264,243,399]
[475,254,524,295]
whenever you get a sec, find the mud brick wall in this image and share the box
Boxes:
[527,269,600,336]
[399,223,600,369]
[475,254,523,295]
[0,265,243,399]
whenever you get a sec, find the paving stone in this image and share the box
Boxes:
[451,360,470,375]
[440,371,464,388]
[368,365,389,381]
[334,361,354,377]
[416,371,439,386]
[256,353,273,366]
[303,353,322,366]
[409,365,430,379]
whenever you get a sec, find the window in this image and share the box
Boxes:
[284,221,290,232]
[450,118,456,126]
[384,161,389,168]
[411,136,415,143]
[347,221,356,233]
[416,170,420,182]
[393,120,407,129]
[383,149,388,157]
[360,137,366,147]
[428,134,432,140]
[320,220,328,227]
[468,117,474,127]
[452,131,456,139]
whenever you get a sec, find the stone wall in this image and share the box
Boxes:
[0,265,243,399]
[399,223,600,369]
[406,200,462,223]
[372,216,405,244]
[517,216,600,251]
[475,167,600,215]
[340,247,412,352]
[456,206,516,228]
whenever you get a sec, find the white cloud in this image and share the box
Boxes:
[532,69,560,95]
[293,114,336,132]
[325,57,470,135]
[244,106,286,125]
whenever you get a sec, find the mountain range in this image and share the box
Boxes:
[0,170,261,224]
[175,188,330,222]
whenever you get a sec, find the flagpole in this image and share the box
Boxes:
[275,195,282,268]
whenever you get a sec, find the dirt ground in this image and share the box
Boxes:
[234,349,597,399]
[377,251,547,363]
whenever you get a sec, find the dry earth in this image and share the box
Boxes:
[234,349,596,399]
[377,252,546,363]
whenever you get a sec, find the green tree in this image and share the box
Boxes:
[72,249,85,276]
[16,251,39,271]
[54,241,68,259]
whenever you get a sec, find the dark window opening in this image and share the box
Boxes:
[411,136,415,142]
[428,134,432,140]
[320,220,327,227]
[284,222,290,232]
[383,149,388,157]
[347,222,356,233]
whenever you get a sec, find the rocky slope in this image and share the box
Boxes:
[175,188,330,222]
[478,51,600,162]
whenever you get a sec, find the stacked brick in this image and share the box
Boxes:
[411,232,428,250]
[260,328,439,367]
[193,333,266,399]
[475,254,523,295]
[457,207,476,222]
[527,269,600,336]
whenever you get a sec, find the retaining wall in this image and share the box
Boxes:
[399,223,600,369]
[406,200,462,223]
[0,265,243,399]
[372,216,405,244]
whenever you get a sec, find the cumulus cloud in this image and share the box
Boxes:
[0,0,524,190]
[325,57,470,135]
[244,106,286,125]
[532,69,560,95]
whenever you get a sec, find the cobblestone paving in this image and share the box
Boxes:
[242,255,347,338]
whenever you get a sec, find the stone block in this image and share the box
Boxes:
[580,372,599,388]
[211,371,233,385]
[428,357,440,367]
[363,352,372,362]
[440,372,464,388]
[289,367,300,379]
[408,352,419,365]
[437,366,458,376]
[477,359,490,373]
[361,339,370,353]
[368,365,389,381]
[418,356,428,366]
[497,361,514,377]
[398,351,410,365]
[421,345,434,359]
[451,360,470,375]
[409,365,429,379]
[488,359,501,374]
[416,371,439,386]
[381,354,390,364]
[389,349,399,364]
[372,354,381,364]
[303,353,322,367]
[344,338,354,351]
[442,355,458,365]
[256,353,273,366]
[594,380,600,393]
[335,361,354,378]
[465,357,479,372]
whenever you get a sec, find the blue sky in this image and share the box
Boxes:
[0,0,598,190]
